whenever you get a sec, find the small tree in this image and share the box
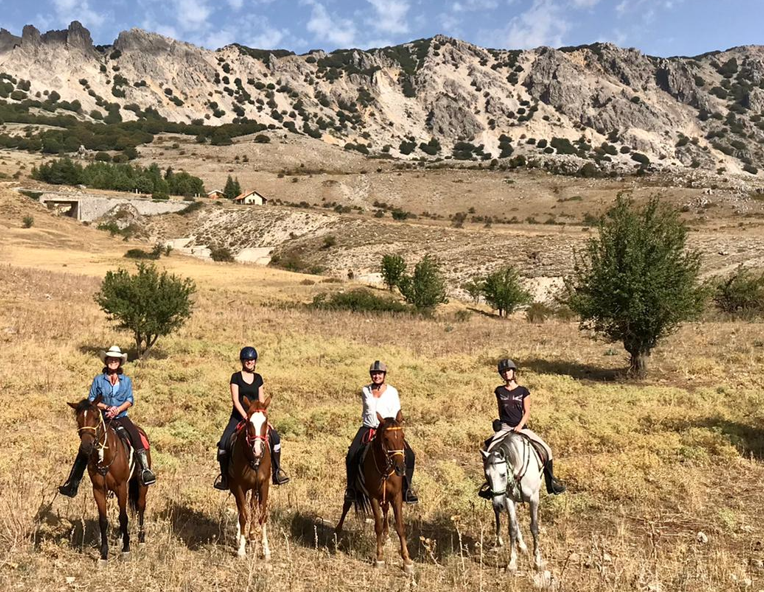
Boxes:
[95,263,196,357]
[223,175,241,199]
[566,195,705,377]
[399,255,448,312]
[22,215,34,228]
[712,265,764,316]
[481,266,531,317]
[462,277,485,304]
[380,254,406,292]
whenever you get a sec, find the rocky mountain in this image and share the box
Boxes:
[1,22,764,175]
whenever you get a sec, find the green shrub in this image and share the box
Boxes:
[22,215,34,228]
[712,265,764,316]
[209,246,235,262]
[381,254,406,291]
[398,255,448,312]
[125,248,160,260]
[480,265,531,317]
[311,289,410,314]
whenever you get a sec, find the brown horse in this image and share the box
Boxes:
[228,396,272,559]
[67,395,149,563]
[336,411,413,573]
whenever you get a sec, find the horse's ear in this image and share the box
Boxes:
[92,394,102,406]
[395,409,403,423]
[67,402,79,410]
[262,395,272,410]
[242,397,252,412]
[480,449,490,460]
[376,411,385,425]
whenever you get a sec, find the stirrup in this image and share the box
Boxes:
[273,470,290,486]
[404,489,418,504]
[141,469,157,486]
[548,479,566,495]
[214,474,229,491]
[58,482,80,498]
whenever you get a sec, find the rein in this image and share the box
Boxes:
[79,411,117,475]
[487,437,535,500]
[372,425,405,504]
[244,423,270,471]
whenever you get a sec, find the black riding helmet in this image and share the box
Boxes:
[369,360,387,373]
[497,358,517,373]
[240,346,258,361]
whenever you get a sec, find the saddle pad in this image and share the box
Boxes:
[488,430,548,466]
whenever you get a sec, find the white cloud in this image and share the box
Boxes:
[246,28,289,49]
[227,0,244,9]
[173,0,212,32]
[452,0,499,12]
[366,0,410,35]
[570,0,601,7]
[51,0,106,29]
[502,0,569,49]
[304,0,357,47]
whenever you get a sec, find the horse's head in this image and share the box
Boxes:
[376,410,406,477]
[67,395,103,456]
[243,396,271,469]
[481,446,509,502]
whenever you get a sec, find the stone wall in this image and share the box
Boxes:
[38,192,188,221]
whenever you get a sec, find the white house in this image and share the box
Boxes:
[234,190,268,205]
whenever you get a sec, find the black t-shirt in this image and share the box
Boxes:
[230,371,263,420]
[495,385,530,428]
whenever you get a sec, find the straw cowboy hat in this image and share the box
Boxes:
[99,345,128,363]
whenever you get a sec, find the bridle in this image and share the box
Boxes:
[373,424,405,503]
[245,415,270,471]
[77,409,116,474]
[485,438,534,499]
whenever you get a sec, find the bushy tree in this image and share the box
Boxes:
[566,195,705,377]
[399,255,448,312]
[380,254,406,292]
[95,263,196,357]
[481,266,531,317]
[461,277,485,305]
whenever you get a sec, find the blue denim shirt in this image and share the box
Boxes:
[88,373,134,418]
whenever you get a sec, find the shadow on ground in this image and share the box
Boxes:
[157,501,224,550]
[281,508,497,565]
[668,416,764,459]
[521,357,624,382]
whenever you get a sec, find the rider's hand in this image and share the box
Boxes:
[512,425,523,433]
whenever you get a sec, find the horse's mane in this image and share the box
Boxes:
[74,398,95,414]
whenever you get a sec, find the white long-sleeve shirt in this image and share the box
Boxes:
[361,384,401,428]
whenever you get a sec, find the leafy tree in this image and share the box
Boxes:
[399,255,448,312]
[223,175,241,199]
[380,254,406,292]
[462,277,485,304]
[95,263,196,357]
[481,266,531,317]
[565,195,705,377]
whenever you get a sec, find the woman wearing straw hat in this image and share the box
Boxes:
[59,345,156,498]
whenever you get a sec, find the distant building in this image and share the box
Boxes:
[207,189,225,199]
[234,190,268,205]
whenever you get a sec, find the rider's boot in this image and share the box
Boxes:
[136,450,156,486]
[214,452,229,491]
[59,452,89,498]
[403,477,418,504]
[543,460,566,495]
[271,449,290,485]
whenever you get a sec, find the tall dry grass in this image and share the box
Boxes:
[1,252,764,590]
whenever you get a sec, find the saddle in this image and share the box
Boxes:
[489,430,549,467]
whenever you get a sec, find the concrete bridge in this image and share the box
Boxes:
[33,190,189,222]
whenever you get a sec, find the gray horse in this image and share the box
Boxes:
[481,432,544,571]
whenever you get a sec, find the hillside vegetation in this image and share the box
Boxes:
[1,189,763,591]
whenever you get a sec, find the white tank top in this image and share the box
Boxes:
[361,384,401,428]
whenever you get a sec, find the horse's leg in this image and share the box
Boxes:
[529,491,542,570]
[370,497,385,567]
[116,482,130,556]
[493,504,504,548]
[137,482,147,545]
[231,485,248,558]
[382,500,390,539]
[505,497,522,571]
[259,480,271,560]
[391,493,413,573]
[336,499,352,534]
[93,484,109,563]
[248,490,258,543]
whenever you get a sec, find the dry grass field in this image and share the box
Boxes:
[2,187,764,592]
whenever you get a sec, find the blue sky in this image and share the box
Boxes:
[0,0,761,57]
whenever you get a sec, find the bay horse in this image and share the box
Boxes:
[67,394,149,563]
[228,395,272,559]
[336,411,413,574]
[481,432,544,571]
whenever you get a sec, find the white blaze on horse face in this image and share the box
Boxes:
[250,412,266,457]
[486,455,509,501]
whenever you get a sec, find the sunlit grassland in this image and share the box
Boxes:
[1,201,764,590]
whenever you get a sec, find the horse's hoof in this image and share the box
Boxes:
[97,559,107,568]
[403,563,414,575]
[121,551,131,560]
[138,542,146,548]
[263,552,271,561]
[518,542,528,554]
[374,560,385,568]
[508,561,518,572]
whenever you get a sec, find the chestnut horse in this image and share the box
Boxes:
[228,396,272,559]
[336,411,413,573]
[67,395,149,563]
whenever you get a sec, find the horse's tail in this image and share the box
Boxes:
[354,489,372,515]
[128,475,140,513]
